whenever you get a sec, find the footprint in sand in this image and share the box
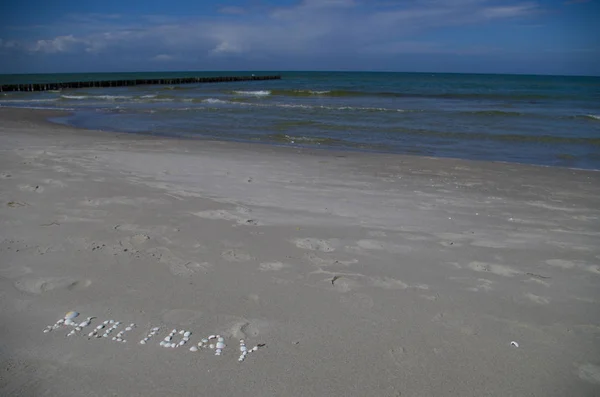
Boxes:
[545,259,578,269]
[293,238,336,252]
[305,254,358,267]
[213,315,271,339]
[348,240,412,255]
[331,277,361,293]
[259,262,292,271]
[221,249,254,263]
[14,277,91,294]
[42,179,67,188]
[578,363,600,385]
[466,278,494,292]
[524,293,550,305]
[18,184,44,193]
[119,234,151,251]
[147,247,211,276]
[467,261,520,277]
[368,277,409,290]
[193,208,261,226]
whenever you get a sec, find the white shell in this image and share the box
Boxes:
[217,337,224,342]
[209,344,215,349]
[201,338,209,343]
[159,341,166,346]
[103,320,110,325]
[179,330,185,335]
[129,323,135,327]
[171,329,177,333]
[208,335,216,340]
[184,331,191,337]
[152,327,160,331]
[112,337,117,341]
[216,342,225,349]
[510,341,519,347]
[75,327,82,331]
[88,332,95,337]
[125,327,132,331]
[178,340,186,346]
[65,319,75,326]
[190,346,198,352]
[170,343,176,348]
[251,346,259,352]
[140,340,146,345]
[164,336,172,342]
[96,324,105,330]
[240,346,247,352]
[65,311,79,320]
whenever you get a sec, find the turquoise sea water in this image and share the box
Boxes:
[1,71,599,169]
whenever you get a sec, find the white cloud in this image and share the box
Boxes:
[7,1,541,59]
[29,35,84,53]
[481,3,537,18]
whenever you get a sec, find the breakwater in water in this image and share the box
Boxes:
[0,75,281,92]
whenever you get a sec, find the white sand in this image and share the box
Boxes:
[1,108,599,396]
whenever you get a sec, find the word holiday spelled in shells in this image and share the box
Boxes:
[43,311,266,362]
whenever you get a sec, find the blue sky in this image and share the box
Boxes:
[1,0,598,75]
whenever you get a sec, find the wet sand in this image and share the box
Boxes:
[1,108,599,396]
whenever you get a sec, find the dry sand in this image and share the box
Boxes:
[1,108,599,396]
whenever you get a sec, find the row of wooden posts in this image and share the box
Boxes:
[0,75,282,92]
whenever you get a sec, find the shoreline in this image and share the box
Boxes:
[4,106,599,173]
[1,107,599,396]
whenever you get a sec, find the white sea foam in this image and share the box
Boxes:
[585,114,600,121]
[202,98,229,104]
[233,90,271,96]
[61,95,88,99]
[0,98,58,103]
[61,95,131,100]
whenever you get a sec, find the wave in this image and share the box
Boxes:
[232,90,271,96]
[269,89,331,97]
[581,114,600,121]
[0,98,58,103]
[188,97,403,112]
[463,110,523,117]
[265,88,556,101]
[201,98,229,104]
[60,94,132,100]
[0,105,74,111]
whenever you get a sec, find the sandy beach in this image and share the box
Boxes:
[1,107,599,396]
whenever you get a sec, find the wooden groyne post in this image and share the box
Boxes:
[0,75,281,92]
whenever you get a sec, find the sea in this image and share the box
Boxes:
[1,71,599,170]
